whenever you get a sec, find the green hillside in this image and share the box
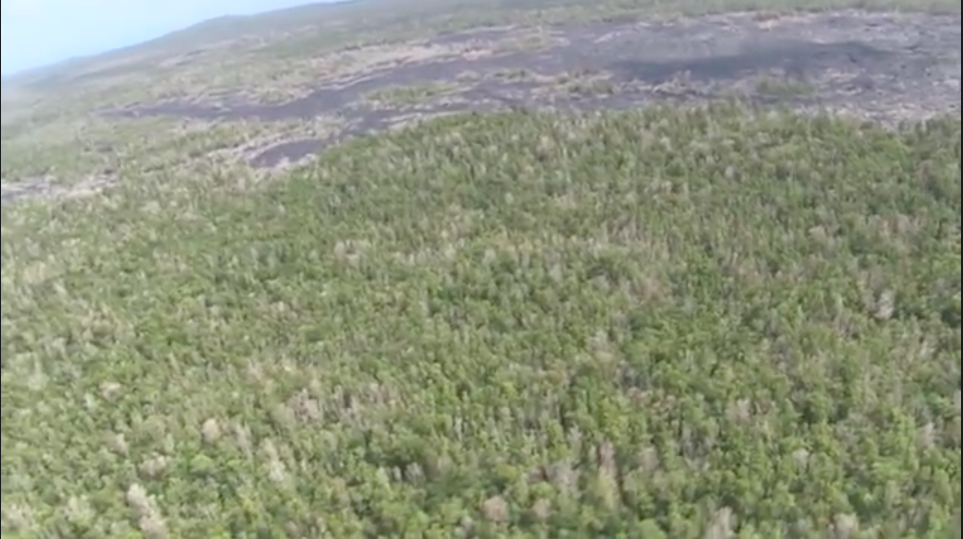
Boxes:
[2,104,959,536]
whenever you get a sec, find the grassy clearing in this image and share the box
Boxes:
[363,82,460,106]
[754,76,816,98]
[0,115,342,193]
[2,104,959,536]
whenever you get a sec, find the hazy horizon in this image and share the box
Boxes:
[1,0,336,76]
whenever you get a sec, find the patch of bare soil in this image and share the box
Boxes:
[18,10,963,192]
[1,174,116,205]
[102,11,960,168]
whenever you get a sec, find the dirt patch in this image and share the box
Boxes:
[1,174,116,205]
[250,138,324,168]
[100,10,959,167]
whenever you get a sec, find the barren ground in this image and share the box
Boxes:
[110,10,962,167]
[2,9,960,202]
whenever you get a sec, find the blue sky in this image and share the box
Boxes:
[1,0,327,75]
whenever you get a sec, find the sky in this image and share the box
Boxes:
[1,0,328,76]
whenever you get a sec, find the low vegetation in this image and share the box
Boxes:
[364,83,459,106]
[2,104,959,536]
